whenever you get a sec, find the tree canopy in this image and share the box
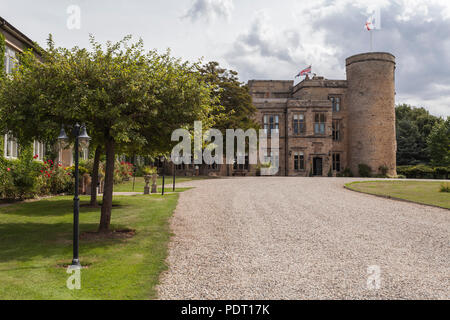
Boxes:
[0,35,217,231]
[395,104,443,165]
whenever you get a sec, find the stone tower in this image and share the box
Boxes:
[346,52,397,176]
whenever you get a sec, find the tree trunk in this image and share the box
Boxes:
[90,146,101,207]
[99,138,115,232]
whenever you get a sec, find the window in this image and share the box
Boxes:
[294,152,305,171]
[314,113,326,135]
[332,153,341,172]
[330,96,341,112]
[33,141,45,161]
[4,134,19,159]
[233,155,249,170]
[4,46,17,74]
[263,115,279,134]
[80,147,89,161]
[332,120,341,141]
[293,113,306,135]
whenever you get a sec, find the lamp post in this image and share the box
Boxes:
[58,123,91,268]
[173,159,176,192]
[161,156,165,196]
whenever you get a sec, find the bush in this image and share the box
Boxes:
[0,153,41,200]
[337,168,353,177]
[358,164,372,177]
[397,164,449,179]
[379,165,389,177]
[113,161,134,184]
[39,159,73,195]
[440,183,450,193]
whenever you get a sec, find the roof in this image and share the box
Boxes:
[0,16,39,52]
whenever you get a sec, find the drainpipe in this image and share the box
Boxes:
[285,107,288,176]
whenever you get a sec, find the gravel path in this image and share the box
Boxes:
[157,177,449,300]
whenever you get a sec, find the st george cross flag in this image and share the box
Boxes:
[295,65,312,78]
[365,9,381,30]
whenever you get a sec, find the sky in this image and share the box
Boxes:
[1,0,449,117]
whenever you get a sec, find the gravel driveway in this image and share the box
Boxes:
[157,177,449,300]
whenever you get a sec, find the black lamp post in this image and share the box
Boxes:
[161,156,165,196]
[58,123,91,268]
[173,159,176,192]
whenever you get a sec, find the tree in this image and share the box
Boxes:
[0,36,216,232]
[427,118,450,167]
[395,104,442,165]
[198,61,259,132]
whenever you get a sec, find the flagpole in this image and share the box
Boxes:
[370,30,373,51]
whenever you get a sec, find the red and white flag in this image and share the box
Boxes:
[295,65,312,78]
[365,9,381,31]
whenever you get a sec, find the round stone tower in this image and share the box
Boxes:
[346,52,397,176]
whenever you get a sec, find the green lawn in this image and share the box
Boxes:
[0,194,180,300]
[346,180,450,209]
[114,176,208,193]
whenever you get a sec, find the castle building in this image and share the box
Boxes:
[248,52,397,177]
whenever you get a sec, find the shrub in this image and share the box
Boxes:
[358,164,372,177]
[337,168,353,177]
[38,160,73,195]
[113,161,134,184]
[378,165,389,177]
[440,182,450,193]
[396,164,448,179]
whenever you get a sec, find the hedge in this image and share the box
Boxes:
[397,165,450,179]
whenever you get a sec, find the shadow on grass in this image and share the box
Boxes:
[0,221,131,263]
[0,198,127,217]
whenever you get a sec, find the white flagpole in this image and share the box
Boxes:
[370,30,373,51]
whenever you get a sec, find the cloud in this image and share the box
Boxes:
[183,0,234,23]
[225,0,450,116]
[225,9,342,81]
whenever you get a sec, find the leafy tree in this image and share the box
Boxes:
[198,61,259,132]
[427,118,450,167]
[0,36,215,232]
[396,118,421,165]
[395,104,442,165]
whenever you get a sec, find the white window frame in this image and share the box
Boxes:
[33,141,45,161]
[4,133,19,159]
[4,45,17,74]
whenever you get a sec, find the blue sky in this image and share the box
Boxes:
[1,0,449,116]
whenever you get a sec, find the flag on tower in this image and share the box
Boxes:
[295,65,312,78]
[365,9,381,31]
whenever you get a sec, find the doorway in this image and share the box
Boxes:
[313,157,323,176]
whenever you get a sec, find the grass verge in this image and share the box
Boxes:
[0,193,180,299]
[345,180,449,209]
[114,176,208,193]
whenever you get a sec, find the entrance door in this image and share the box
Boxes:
[313,157,323,176]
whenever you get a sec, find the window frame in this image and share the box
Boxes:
[332,119,341,141]
[294,151,305,171]
[4,45,17,74]
[4,133,19,159]
[263,114,280,135]
[332,153,341,172]
[33,141,46,162]
[314,113,326,135]
[330,96,341,112]
[293,113,306,136]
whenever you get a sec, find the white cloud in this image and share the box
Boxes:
[183,0,234,23]
[224,0,450,116]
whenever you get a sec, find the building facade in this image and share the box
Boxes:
[1,17,83,167]
[248,52,397,177]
